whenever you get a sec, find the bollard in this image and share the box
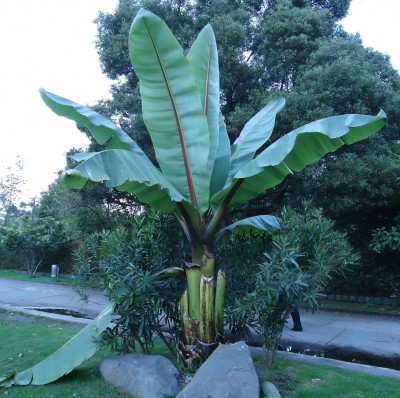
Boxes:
[51,264,59,279]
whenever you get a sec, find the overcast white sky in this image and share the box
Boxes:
[0,0,399,202]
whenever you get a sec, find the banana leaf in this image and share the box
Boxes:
[0,302,115,387]
[40,89,193,214]
[187,25,221,191]
[214,215,281,243]
[211,111,386,208]
[228,98,285,181]
[129,9,211,213]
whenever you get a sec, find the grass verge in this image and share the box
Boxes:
[1,314,399,397]
[254,353,400,397]
[318,299,400,317]
[0,269,101,288]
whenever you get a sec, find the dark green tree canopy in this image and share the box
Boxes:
[292,0,350,19]
[62,0,399,297]
[93,0,353,144]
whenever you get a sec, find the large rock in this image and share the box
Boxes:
[261,381,281,398]
[100,354,181,398]
[177,341,259,398]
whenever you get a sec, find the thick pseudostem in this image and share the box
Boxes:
[178,256,226,370]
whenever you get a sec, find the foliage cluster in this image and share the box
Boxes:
[39,9,385,373]
[73,211,187,354]
[73,201,355,364]
[226,202,357,364]
[370,216,400,253]
[0,210,71,276]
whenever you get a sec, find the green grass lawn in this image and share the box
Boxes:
[1,314,399,397]
[0,316,132,397]
[0,269,101,288]
[318,299,400,317]
[255,354,400,397]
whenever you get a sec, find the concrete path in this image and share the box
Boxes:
[0,278,108,321]
[281,308,400,360]
[1,278,400,379]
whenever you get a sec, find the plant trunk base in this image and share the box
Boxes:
[176,339,219,371]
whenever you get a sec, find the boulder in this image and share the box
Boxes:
[261,381,281,398]
[100,354,181,398]
[177,341,259,398]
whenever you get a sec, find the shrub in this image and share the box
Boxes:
[73,210,187,354]
[227,202,357,365]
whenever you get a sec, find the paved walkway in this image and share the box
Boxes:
[0,278,108,321]
[1,278,400,379]
[282,308,400,359]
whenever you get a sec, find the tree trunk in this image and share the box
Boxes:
[178,250,227,369]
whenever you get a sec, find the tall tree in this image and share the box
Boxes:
[255,0,335,90]
[0,158,25,223]
[274,33,400,295]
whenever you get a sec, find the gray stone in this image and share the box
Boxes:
[177,341,259,398]
[261,381,281,398]
[100,354,181,398]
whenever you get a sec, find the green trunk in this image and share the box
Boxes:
[180,290,199,345]
[214,269,226,339]
[201,251,215,277]
[199,275,215,343]
[185,262,201,320]
[180,289,188,317]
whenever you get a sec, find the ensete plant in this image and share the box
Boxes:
[39,9,385,368]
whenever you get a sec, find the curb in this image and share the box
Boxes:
[250,347,400,380]
[0,304,93,325]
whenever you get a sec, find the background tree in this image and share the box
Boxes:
[62,0,398,296]
[2,213,70,277]
[0,158,25,224]
[276,34,400,294]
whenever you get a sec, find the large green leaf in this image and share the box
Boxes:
[40,89,134,150]
[210,113,231,195]
[129,9,211,213]
[214,215,281,243]
[40,89,190,213]
[187,25,220,187]
[0,302,115,387]
[228,98,285,181]
[211,111,386,208]
[69,150,189,213]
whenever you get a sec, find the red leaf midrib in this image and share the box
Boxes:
[146,24,198,208]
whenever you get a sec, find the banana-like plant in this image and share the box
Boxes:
[39,9,385,367]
